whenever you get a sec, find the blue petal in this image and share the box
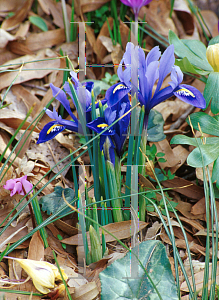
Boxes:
[106,83,130,107]
[169,66,183,89]
[173,84,206,109]
[70,71,79,90]
[86,117,115,135]
[105,107,116,125]
[37,121,65,144]
[154,44,175,94]
[149,86,174,111]
[50,83,78,123]
[82,81,94,92]
[145,46,161,67]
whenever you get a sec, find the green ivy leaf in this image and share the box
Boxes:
[148,110,166,142]
[187,142,219,167]
[99,241,178,300]
[171,134,219,147]
[204,73,219,113]
[209,35,219,46]
[188,112,219,136]
[29,16,48,32]
[39,186,75,216]
[175,57,209,76]
[168,30,212,72]
[212,157,219,187]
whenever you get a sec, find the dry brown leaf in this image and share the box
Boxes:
[191,197,206,215]
[0,29,16,48]
[119,20,138,50]
[161,231,205,254]
[1,0,33,31]
[173,0,194,36]
[0,132,21,167]
[181,262,219,295]
[78,0,111,13]
[155,99,191,122]
[26,138,71,176]
[0,0,26,13]
[170,145,189,173]
[11,85,41,117]
[162,176,205,200]
[93,17,114,62]
[0,49,60,90]
[175,199,205,220]
[62,220,148,245]
[9,28,65,54]
[15,20,30,38]
[54,219,79,236]
[71,281,99,300]
[151,139,181,169]
[38,0,63,27]
[0,218,29,247]
[145,221,162,240]
[28,231,44,261]
[140,0,177,39]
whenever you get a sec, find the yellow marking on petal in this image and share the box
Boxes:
[47,125,64,135]
[176,88,195,98]
[113,84,126,94]
[97,124,108,128]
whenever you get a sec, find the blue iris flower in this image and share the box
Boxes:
[37,71,106,144]
[37,86,79,144]
[86,95,131,164]
[106,42,206,127]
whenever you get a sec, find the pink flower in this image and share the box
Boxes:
[3,175,33,197]
[120,0,153,20]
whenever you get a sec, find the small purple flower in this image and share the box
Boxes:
[120,0,153,20]
[4,175,33,197]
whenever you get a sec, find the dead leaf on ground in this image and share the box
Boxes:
[62,221,148,245]
[140,0,177,39]
[0,49,61,90]
[181,261,219,296]
[162,176,205,200]
[1,0,33,31]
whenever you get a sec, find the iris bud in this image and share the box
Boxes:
[206,43,219,72]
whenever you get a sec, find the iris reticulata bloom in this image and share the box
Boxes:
[107,42,206,128]
[87,96,131,164]
[37,71,101,144]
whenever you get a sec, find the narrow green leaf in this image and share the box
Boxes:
[29,16,48,32]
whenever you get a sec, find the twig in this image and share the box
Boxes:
[169,105,195,130]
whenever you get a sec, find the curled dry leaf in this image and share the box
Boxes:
[173,0,194,36]
[62,221,148,246]
[0,49,61,91]
[1,0,33,31]
[181,262,219,296]
[139,0,176,38]
[0,29,15,48]
[9,28,65,54]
